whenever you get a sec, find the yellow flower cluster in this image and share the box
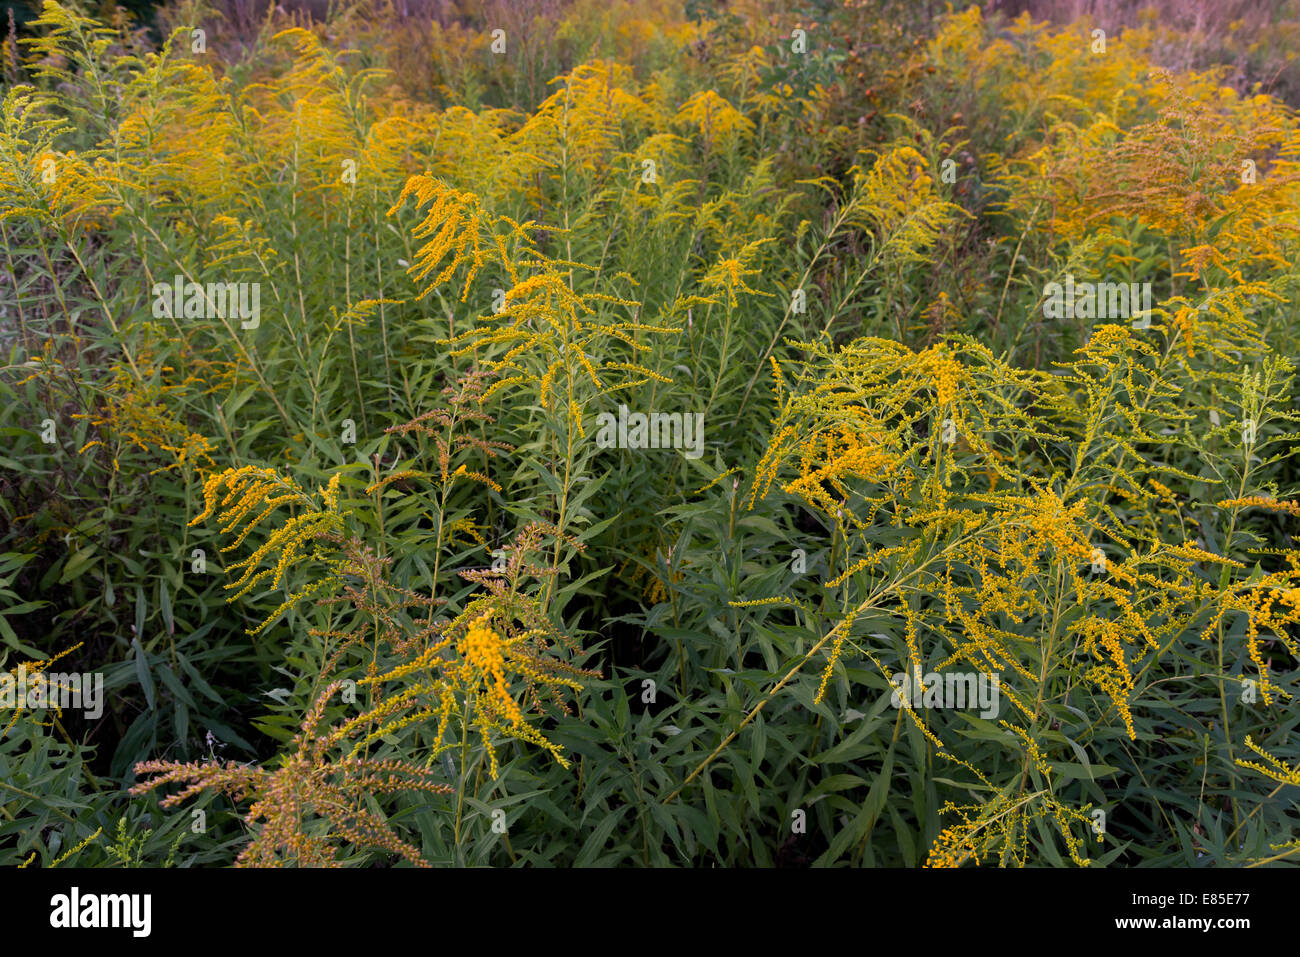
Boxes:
[742,309,1300,866]
[191,466,345,623]
[673,90,754,148]
[390,175,506,302]
[456,615,525,729]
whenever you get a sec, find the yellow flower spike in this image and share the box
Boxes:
[1236,736,1300,787]
[458,615,525,728]
[188,467,347,631]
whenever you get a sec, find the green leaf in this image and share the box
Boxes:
[57,545,97,585]
[132,637,156,712]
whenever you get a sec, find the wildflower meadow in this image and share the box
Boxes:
[1,0,1299,880]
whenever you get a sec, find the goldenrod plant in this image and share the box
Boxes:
[1,0,1298,868]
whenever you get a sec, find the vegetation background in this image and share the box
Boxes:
[2,0,1299,867]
